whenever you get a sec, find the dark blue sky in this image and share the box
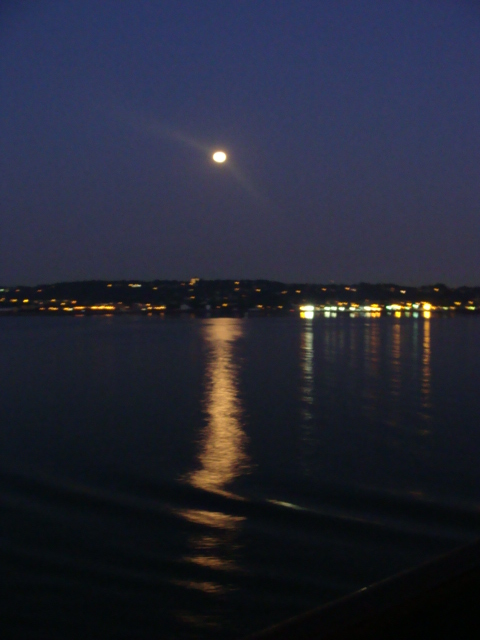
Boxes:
[1,0,479,285]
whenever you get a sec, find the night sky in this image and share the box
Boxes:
[2,0,479,286]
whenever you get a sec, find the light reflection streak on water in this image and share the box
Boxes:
[412,319,419,363]
[391,320,401,399]
[175,319,249,601]
[362,318,381,421]
[323,320,339,375]
[421,317,432,419]
[365,320,380,377]
[384,320,402,430]
[300,319,315,475]
[301,319,314,421]
[187,319,249,495]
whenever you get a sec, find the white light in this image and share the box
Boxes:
[300,311,314,319]
[213,151,227,163]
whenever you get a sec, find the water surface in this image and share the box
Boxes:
[2,315,480,638]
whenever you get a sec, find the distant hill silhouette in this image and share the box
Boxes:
[1,280,479,315]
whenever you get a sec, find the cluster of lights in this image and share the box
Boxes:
[296,300,466,319]
[299,305,315,319]
[1,279,479,318]
[385,302,431,311]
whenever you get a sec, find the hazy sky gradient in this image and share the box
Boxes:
[1,0,479,285]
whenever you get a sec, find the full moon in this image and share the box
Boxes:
[212,151,227,163]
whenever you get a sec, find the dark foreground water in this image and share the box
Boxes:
[2,314,480,639]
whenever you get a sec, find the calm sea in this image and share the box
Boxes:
[2,314,480,639]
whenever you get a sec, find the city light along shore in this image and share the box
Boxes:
[0,280,479,317]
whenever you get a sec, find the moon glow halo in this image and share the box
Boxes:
[213,151,227,163]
